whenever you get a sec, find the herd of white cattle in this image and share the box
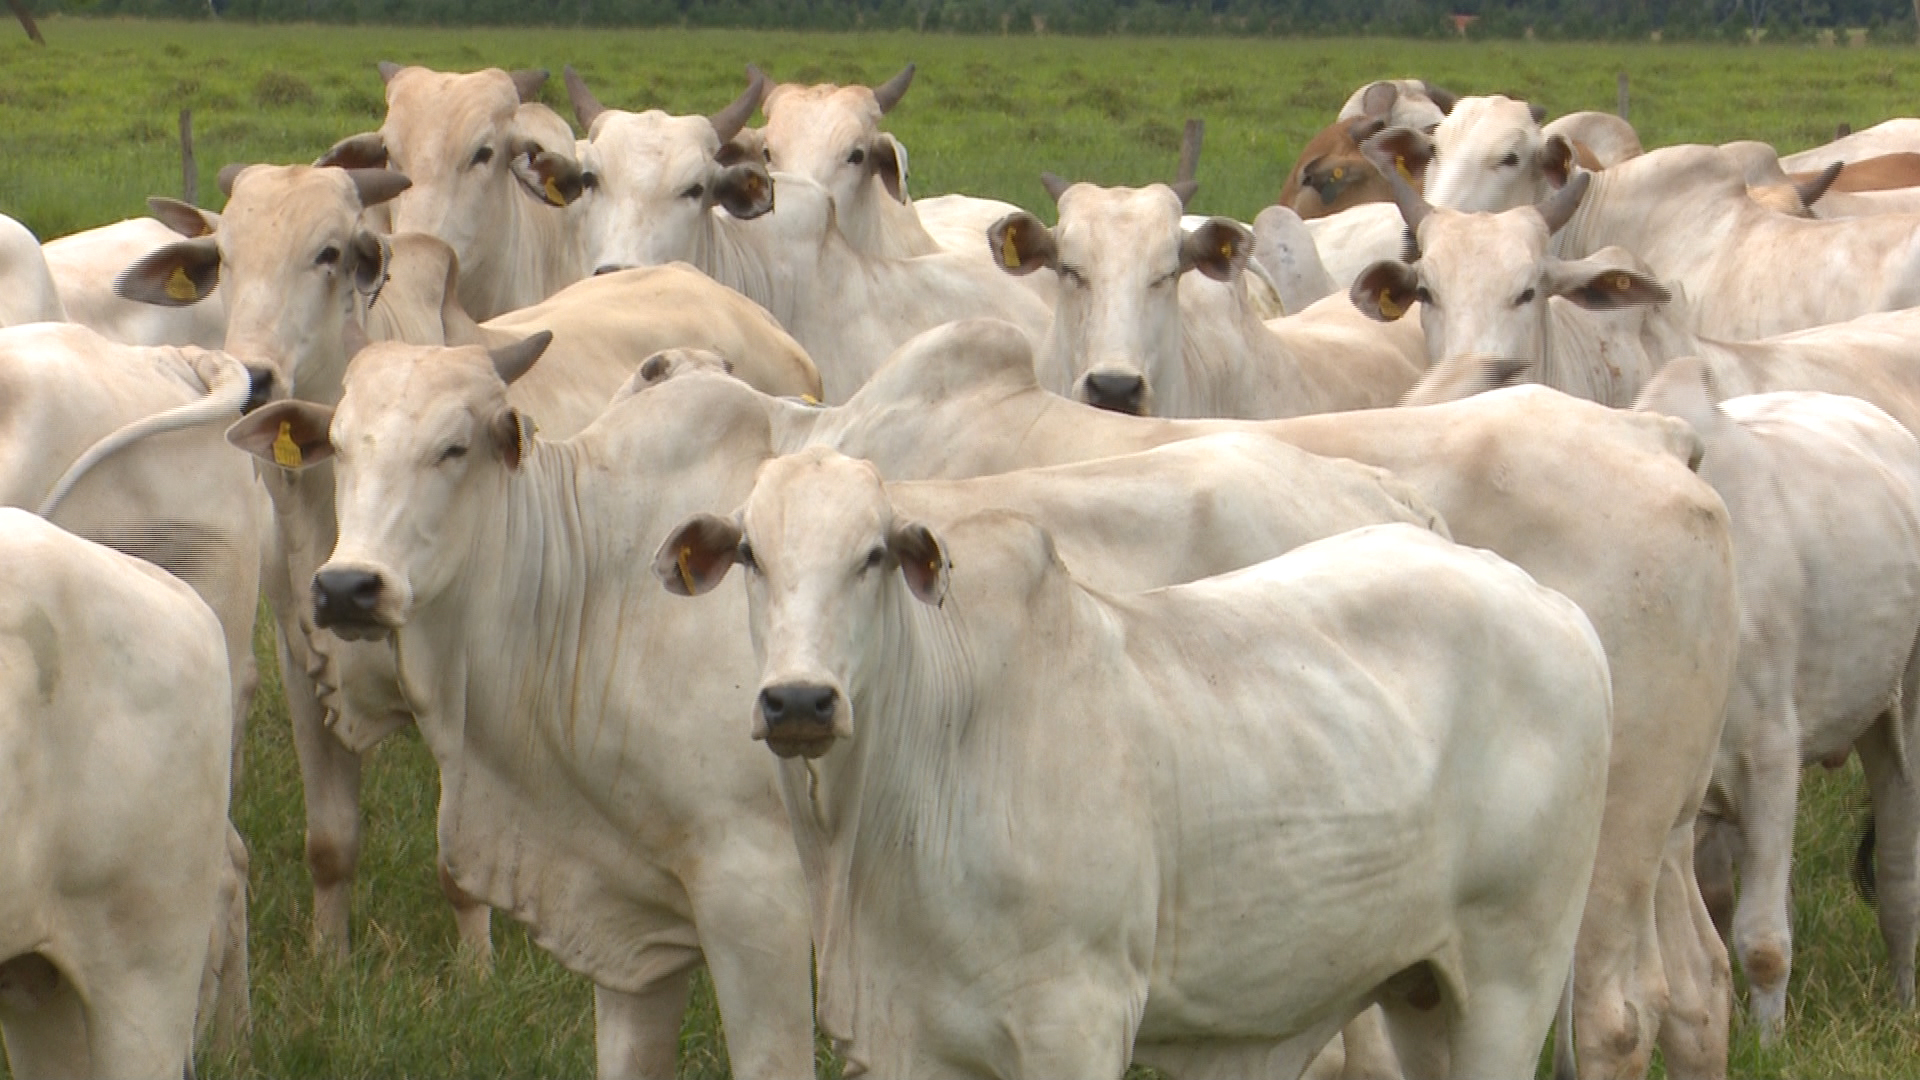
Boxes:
[5,55,1920,1079]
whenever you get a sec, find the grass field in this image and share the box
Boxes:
[4,15,1920,1079]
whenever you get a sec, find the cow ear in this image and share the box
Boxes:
[317,132,389,171]
[1359,80,1398,120]
[489,407,536,470]
[1350,260,1420,322]
[227,399,335,471]
[348,230,390,299]
[987,212,1056,276]
[868,134,908,203]
[115,237,220,307]
[716,127,769,168]
[889,521,948,606]
[1539,135,1575,189]
[1545,257,1670,309]
[654,513,744,597]
[712,163,775,220]
[511,146,586,208]
[1179,218,1251,283]
[147,196,218,238]
[1368,126,1433,186]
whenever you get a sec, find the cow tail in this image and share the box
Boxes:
[1553,956,1577,1080]
[37,353,252,517]
[1855,813,1880,907]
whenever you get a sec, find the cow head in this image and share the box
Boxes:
[229,335,550,639]
[1423,95,1576,212]
[988,176,1249,415]
[1353,142,1667,398]
[117,164,407,402]
[656,447,945,759]
[761,64,915,210]
[316,64,577,315]
[1279,81,1439,219]
[562,69,774,274]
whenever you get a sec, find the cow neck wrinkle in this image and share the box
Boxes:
[694,199,801,330]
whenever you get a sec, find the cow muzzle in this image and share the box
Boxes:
[311,566,399,640]
[1081,371,1148,415]
[756,682,843,758]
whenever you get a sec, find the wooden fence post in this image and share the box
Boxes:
[1617,72,1630,121]
[6,0,44,44]
[180,109,197,206]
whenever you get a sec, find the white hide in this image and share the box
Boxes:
[0,214,64,326]
[44,218,226,346]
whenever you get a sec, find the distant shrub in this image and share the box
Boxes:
[254,69,317,107]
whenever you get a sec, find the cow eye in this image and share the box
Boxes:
[861,545,886,572]
[316,246,341,266]
[681,182,706,200]
[737,541,758,573]
[1059,265,1088,286]
[847,147,867,166]
[762,147,772,163]
[581,171,599,191]
[1516,287,1536,305]
[471,146,495,166]
[1415,286,1435,306]
[438,444,469,463]
[1498,152,1521,167]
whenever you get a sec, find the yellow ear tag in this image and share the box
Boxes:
[272,420,303,468]
[543,177,565,206]
[1219,239,1234,260]
[165,266,198,302]
[1614,274,1631,292]
[1379,294,1404,319]
[800,393,821,405]
[676,546,696,593]
[1331,166,1345,180]
[1000,228,1023,269]
[1395,155,1415,184]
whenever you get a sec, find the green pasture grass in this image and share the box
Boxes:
[7,17,1920,239]
[4,17,1920,1079]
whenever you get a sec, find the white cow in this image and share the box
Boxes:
[1337,77,1454,130]
[244,334,1459,1079]
[1543,111,1644,168]
[1637,362,1920,1036]
[118,160,821,962]
[0,508,246,1079]
[990,178,1424,416]
[43,216,226,346]
[1251,205,1338,313]
[554,77,1052,401]
[0,213,64,326]
[698,318,1737,1079]
[0,322,264,759]
[657,447,1612,1079]
[316,63,590,319]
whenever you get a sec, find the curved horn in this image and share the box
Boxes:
[1177,118,1204,186]
[377,60,403,84]
[1170,180,1199,208]
[490,330,554,385]
[1535,169,1592,234]
[1041,172,1072,203]
[216,163,250,198]
[1797,161,1844,210]
[1420,80,1458,115]
[509,68,550,104]
[709,71,767,145]
[564,65,606,132]
[347,168,411,209]
[872,63,916,114]
[1361,131,1431,238]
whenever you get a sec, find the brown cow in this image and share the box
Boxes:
[1277,81,1449,219]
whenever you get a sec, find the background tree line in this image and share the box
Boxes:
[24,0,1920,42]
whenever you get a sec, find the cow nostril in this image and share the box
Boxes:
[311,568,385,624]
[759,684,838,724]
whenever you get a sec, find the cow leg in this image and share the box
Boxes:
[437,859,493,971]
[1653,823,1732,1078]
[685,865,815,1078]
[1138,1023,1344,1080]
[1567,869,1665,1080]
[1858,712,1920,1008]
[1693,815,1738,941]
[0,955,89,1080]
[1728,710,1800,1042]
[82,964,201,1080]
[201,824,252,1058]
[593,970,693,1080]
[1333,1007,1402,1080]
[276,622,362,962]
